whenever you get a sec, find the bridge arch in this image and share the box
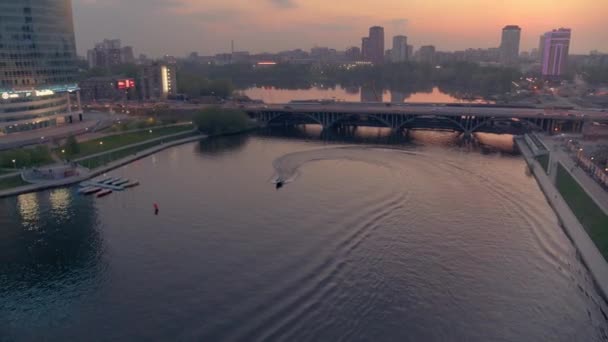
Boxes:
[325,113,394,130]
[469,117,544,133]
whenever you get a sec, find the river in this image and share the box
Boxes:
[243,86,491,104]
[0,129,607,341]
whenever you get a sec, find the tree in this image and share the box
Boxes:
[64,135,80,157]
[194,107,250,135]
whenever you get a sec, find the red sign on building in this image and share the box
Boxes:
[117,79,136,90]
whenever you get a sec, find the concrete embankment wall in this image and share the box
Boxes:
[515,137,608,301]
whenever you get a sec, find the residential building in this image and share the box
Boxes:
[0,0,82,135]
[391,36,408,63]
[80,77,136,102]
[540,28,572,78]
[139,63,177,100]
[231,51,250,64]
[361,37,370,61]
[345,47,362,61]
[368,26,385,64]
[87,39,136,69]
[500,25,521,65]
[418,45,436,64]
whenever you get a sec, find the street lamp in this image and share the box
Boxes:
[99,141,104,146]
[61,149,65,154]
[12,159,16,169]
[149,129,153,134]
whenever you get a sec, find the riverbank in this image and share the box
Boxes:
[0,133,205,198]
[515,136,608,300]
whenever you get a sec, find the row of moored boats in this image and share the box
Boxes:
[78,176,140,198]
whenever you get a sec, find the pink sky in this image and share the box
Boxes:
[73,0,607,56]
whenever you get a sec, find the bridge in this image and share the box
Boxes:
[243,102,608,136]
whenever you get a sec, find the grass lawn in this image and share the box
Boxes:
[556,163,608,259]
[0,146,53,169]
[79,131,200,169]
[0,175,28,191]
[64,125,194,159]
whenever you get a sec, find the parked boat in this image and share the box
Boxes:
[80,187,102,195]
[112,179,130,186]
[123,181,140,188]
[97,189,112,198]
[103,177,119,184]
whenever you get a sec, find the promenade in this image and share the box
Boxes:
[0,133,205,198]
[542,135,608,215]
[516,137,608,300]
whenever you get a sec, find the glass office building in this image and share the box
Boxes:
[0,0,81,135]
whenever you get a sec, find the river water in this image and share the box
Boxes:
[243,86,491,104]
[1,129,607,341]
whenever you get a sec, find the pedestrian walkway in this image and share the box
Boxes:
[542,135,608,215]
[0,134,204,199]
[516,137,608,300]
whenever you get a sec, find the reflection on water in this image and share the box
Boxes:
[244,86,491,104]
[0,189,103,337]
[196,134,250,156]
[0,131,607,341]
[17,193,40,230]
[259,125,517,155]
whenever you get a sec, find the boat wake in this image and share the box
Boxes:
[271,146,418,186]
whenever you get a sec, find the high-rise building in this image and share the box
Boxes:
[540,28,571,78]
[500,25,521,65]
[391,36,408,63]
[345,47,361,61]
[139,63,177,100]
[87,39,136,69]
[368,26,385,64]
[418,45,436,64]
[361,37,370,61]
[0,0,82,135]
[538,35,546,63]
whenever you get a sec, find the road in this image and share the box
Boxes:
[0,111,127,150]
[243,102,608,121]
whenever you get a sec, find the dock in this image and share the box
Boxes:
[79,177,140,195]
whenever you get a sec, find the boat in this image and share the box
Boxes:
[275,181,284,189]
[97,177,111,183]
[123,181,140,188]
[96,189,112,198]
[112,179,130,186]
[103,177,118,184]
[80,187,102,195]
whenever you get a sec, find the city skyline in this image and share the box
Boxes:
[72,0,606,57]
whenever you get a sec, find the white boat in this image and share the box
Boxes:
[97,177,111,183]
[97,189,112,198]
[112,179,130,186]
[123,181,140,188]
[79,187,101,195]
[103,177,118,184]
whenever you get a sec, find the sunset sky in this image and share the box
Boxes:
[72,0,607,57]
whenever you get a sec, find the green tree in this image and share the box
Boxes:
[64,135,80,157]
[194,107,250,135]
